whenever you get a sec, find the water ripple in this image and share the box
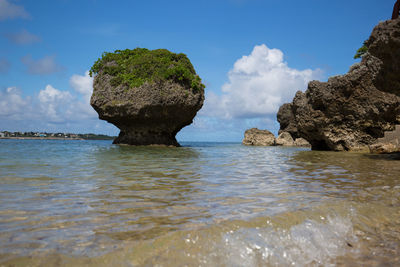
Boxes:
[0,140,399,265]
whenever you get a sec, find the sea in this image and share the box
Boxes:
[0,139,399,266]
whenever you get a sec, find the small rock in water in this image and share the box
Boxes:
[294,138,311,147]
[369,142,400,154]
[275,132,294,146]
[242,128,275,146]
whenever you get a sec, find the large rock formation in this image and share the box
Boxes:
[90,48,204,146]
[277,18,400,151]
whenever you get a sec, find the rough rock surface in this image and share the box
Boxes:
[277,103,299,139]
[294,138,311,147]
[91,78,204,146]
[369,125,400,154]
[277,18,400,151]
[242,128,275,146]
[369,142,400,154]
[242,129,311,147]
[275,132,295,146]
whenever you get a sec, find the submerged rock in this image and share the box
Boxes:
[277,19,400,151]
[90,48,205,146]
[242,128,275,146]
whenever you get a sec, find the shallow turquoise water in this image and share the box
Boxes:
[0,140,399,266]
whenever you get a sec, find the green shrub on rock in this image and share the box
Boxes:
[89,48,205,92]
[354,41,368,59]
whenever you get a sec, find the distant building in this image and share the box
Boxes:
[0,132,4,138]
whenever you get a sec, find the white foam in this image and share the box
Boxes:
[221,216,357,266]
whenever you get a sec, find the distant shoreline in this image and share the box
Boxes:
[0,137,116,141]
[0,137,85,140]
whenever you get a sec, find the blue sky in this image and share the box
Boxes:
[0,0,395,141]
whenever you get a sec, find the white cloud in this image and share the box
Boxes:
[202,44,322,119]
[0,87,30,119]
[70,71,93,98]
[69,71,96,117]
[0,0,30,20]
[38,85,72,103]
[0,58,10,73]
[5,29,40,45]
[21,55,64,75]
[0,71,102,133]
[38,85,72,122]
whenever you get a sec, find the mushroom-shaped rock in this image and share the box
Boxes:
[90,48,205,146]
[243,128,275,146]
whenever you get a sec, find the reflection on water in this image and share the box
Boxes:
[0,140,399,266]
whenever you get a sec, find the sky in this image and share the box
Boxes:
[0,0,395,142]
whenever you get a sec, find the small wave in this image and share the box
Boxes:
[221,215,356,266]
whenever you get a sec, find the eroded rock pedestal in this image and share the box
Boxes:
[277,19,400,151]
[91,79,204,146]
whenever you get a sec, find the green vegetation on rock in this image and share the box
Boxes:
[354,41,368,59]
[89,48,205,92]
